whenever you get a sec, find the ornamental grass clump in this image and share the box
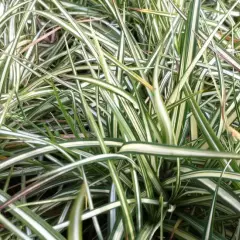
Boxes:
[1,0,240,239]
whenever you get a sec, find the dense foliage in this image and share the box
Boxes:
[1,0,240,239]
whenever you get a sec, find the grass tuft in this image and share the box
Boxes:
[0,0,240,239]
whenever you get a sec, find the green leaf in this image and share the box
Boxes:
[68,184,86,240]
[119,142,240,160]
